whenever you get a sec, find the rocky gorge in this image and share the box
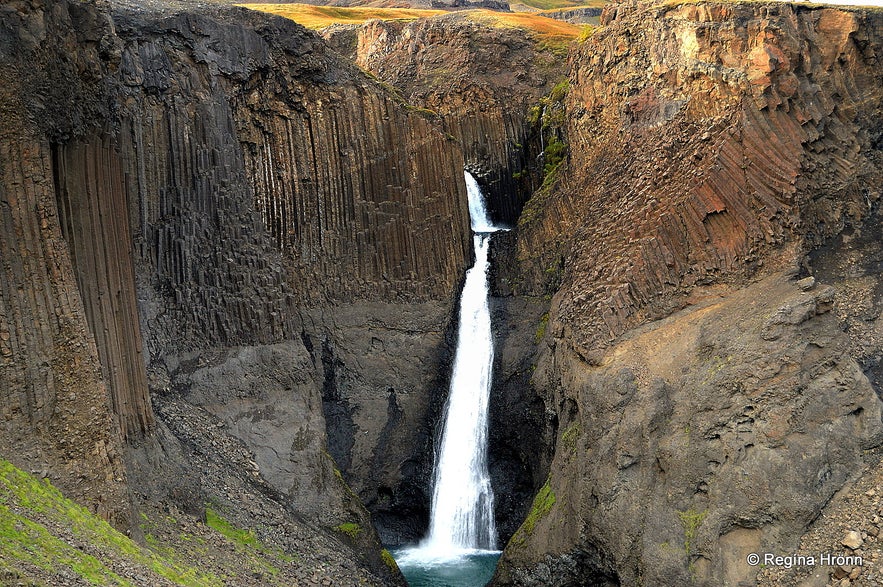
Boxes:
[1,0,883,585]
[493,1,883,585]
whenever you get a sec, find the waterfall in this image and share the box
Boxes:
[392,172,502,587]
[423,230,497,553]
[399,171,501,565]
[464,171,496,233]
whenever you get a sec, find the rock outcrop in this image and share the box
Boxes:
[323,12,571,224]
[1,0,475,581]
[517,0,883,353]
[542,7,602,24]
[496,1,883,585]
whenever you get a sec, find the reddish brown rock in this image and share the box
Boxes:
[517,0,883,353]
[496,1,883,586]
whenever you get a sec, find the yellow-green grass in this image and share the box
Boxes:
[238,3,446,28]
[517,0,605,10]
[461,9,583,39]
[240,3,584,41]
[0,459,306,586]
[0,459,219,586]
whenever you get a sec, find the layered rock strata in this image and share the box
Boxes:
[517,0,883,353]
[496,1,883,585]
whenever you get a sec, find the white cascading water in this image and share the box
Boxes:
[464,171,496,233]
[397,171,502,567]
[423,232,497,553]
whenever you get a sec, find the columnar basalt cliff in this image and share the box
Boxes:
[323,13,571,223]
[517,0,883,350]
[0,0,475,582]
[321,12,571,541]
[496,1,883,585]
[0,1,135,530]
[7,0,883,584]
[113,10,473,547]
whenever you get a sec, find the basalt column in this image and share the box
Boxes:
[0,0,133,527]
[53,140,154,441]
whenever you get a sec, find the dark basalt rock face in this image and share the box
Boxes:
[322,13,568,227]
[0,0,474,581]
[300,301,460,545]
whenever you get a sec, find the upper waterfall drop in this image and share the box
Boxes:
[465,171,498,233]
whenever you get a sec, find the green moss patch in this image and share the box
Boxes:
[560,422,581,455]
[380,548,399,573]
[0,459,220,586]
[678,508,706,549]
[509,477,557,549]
[334,522,363,540]
[205,507,262,549]
[535,312,550,342]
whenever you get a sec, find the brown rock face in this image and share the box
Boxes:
[497,275,883,586]
[0,1,134,528]
[496,1,883,585]
[1,0,473,579]
[518,0,883,353]
[54,141,154,441]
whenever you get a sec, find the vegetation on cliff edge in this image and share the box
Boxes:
[514,0,606,10]
[0,459,329,586]
[508,477,557,547]
[241,3,584,44]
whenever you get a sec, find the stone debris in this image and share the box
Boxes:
[797,276,817,291]
[757,447,883,586]
[843,531,865,551]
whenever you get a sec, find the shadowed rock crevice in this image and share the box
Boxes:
[319,338,356,474]
[487,231,556,544]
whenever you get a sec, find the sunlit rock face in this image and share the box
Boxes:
[494,2,883,585]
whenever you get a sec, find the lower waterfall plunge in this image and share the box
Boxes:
[392,172,503,586]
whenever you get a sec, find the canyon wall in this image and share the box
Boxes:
[0,0,477,580]
[323,13,572,541]
[111,7,472,549]
[496,1,883,585]
[324,13,569,224]
[0,0,136,529]
[9,0,883,583]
